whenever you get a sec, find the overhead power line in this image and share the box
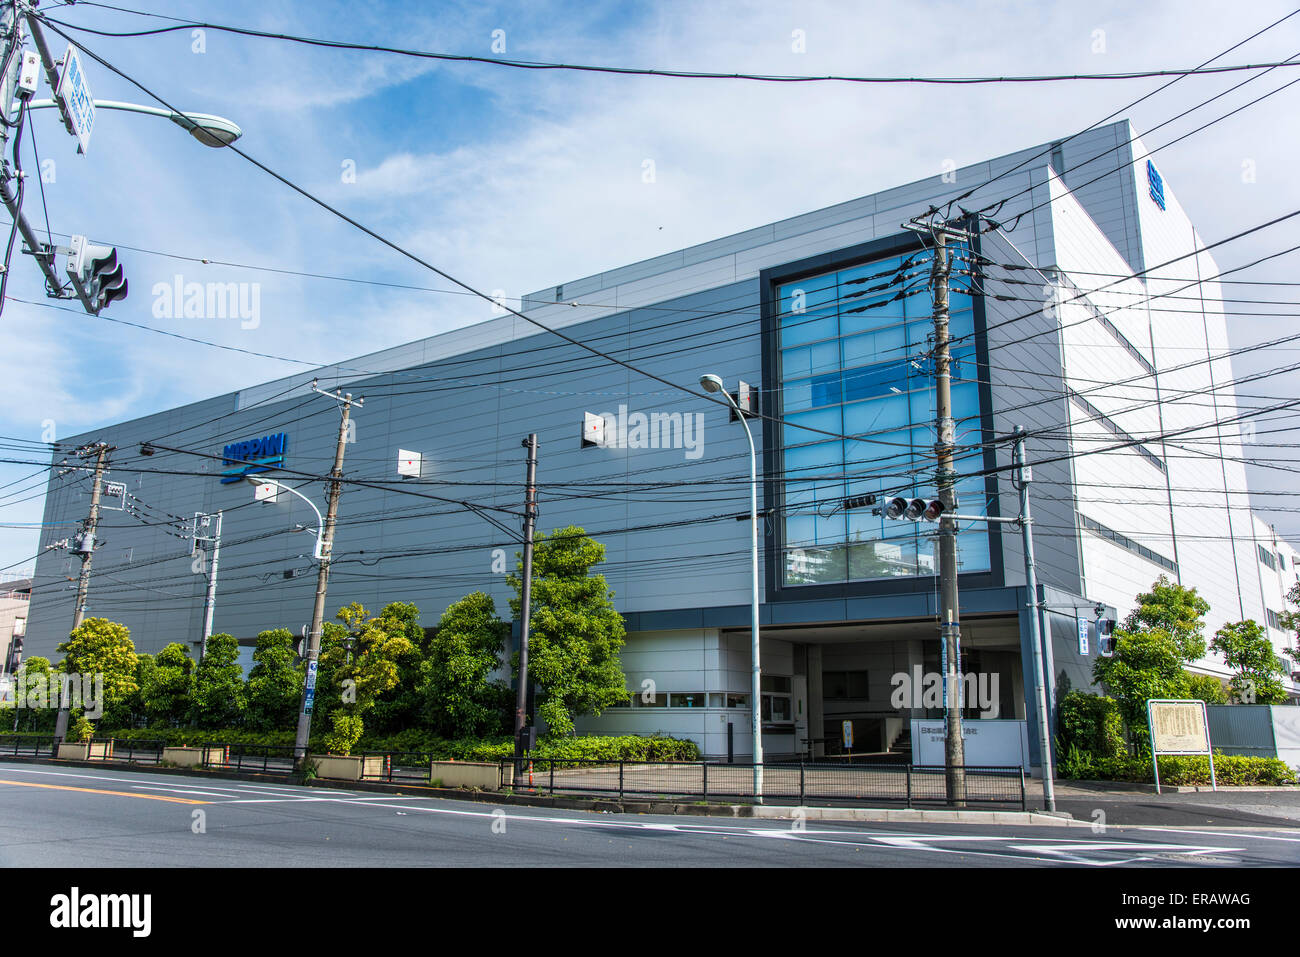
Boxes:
[41,9,1300,86]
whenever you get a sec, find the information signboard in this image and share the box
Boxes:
[1146,698,1216,793]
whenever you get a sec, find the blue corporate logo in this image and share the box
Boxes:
[220,432,287,483]
[1147,160,1165,211]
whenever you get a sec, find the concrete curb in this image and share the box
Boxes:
[0,755,1076,824]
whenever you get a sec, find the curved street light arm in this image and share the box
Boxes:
[246,476,324,559]
[24,99,243,147]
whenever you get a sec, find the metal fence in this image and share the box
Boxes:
[2,739,1026,809]
[97,738,167,765]
[360,751,439,784]
[501,759,1026,809]
[202,744,302,775]
[0,734,55,758]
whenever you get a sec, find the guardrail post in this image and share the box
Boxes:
[1020,766,1027,811]
[702,761,708,801]
[906,765,912,809]
[548,759,554,795]
[619,761,624,801]
[799,758,805,805]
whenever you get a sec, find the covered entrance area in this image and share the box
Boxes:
[733,614,1028,764]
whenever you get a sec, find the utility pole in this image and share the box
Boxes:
[513,433,539,769]
[0,8,73,304]
[54,441,110,741]
[1015,427,1055,812]
[71,443,110,630]
[195,510,222,660]
[293,383,361,764]
[916,218,967,806]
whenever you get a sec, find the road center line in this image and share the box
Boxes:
[0,778,209,805]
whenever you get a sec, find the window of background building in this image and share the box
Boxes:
[761,675,793,723]
[776,248,990,587]
[1259,544,1278,571]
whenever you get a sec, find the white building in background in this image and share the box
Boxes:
[0,576,31,678]
[24,119,1300,765]
[1253,513,1300,683]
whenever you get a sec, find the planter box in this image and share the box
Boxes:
[312,754,385,781]
[431,761,511,791]
[57,740,113,761]
[162,746,225,768]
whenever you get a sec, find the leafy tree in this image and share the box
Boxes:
[363,601,428,735]
[316,603,417,753]
[1185,672,1229,705]
[141,643,195,727]
[1210,619,1288,704]
[419,592,510,737]
[508,526,628,736]
[102,653,154,729]
[245,629,303,731]
[190,633,247,728]
[1280,582,1300,666]
[68,715,95,743]
[1123,576,1211,662]
[55,618,140,719]
[6,656,54,733]
[1093,628,1189,751]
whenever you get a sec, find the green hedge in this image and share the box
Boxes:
[1057,690,1126,758]
[0,729,700,763]
[1059,747,1296,786]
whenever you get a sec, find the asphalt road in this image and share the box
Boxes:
[1,762,1298,868]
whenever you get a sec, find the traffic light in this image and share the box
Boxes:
[884,496,944,522]
[1096,617,1116,657]
[66,235,128,314]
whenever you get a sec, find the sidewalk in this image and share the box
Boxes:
[1031,779,1300,828]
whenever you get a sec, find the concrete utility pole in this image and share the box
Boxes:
[1015,427,1055,812]
[294,384,361,763]
[513,433,539,767]
[196,511,222,660]
[54,441,110,741]
[929,224,966,806]
[0,8,73,300]
[71,443,110,631]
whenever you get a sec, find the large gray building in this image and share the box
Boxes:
[25,119,1294,767]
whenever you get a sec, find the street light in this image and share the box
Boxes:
[25,99,243,147]
[245,476,323,558]
[701,372,763,803]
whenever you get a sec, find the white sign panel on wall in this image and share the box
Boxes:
[1146,699,1215,793]
[910,719,1030,769]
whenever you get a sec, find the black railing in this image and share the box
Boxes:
[360,751,440,784]
[99,738,167,764]
[204,744,303,775]
[0,734,56,758]
[499,759,1026,809]
[6,736,1028,809]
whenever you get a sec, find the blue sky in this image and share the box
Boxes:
[2,0,1300,574]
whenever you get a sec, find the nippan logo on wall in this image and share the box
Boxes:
[220,432,287,483]
[1147,160,1166,211]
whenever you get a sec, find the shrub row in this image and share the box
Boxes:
[1059,747,1296,786]
[0,729,700,763]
